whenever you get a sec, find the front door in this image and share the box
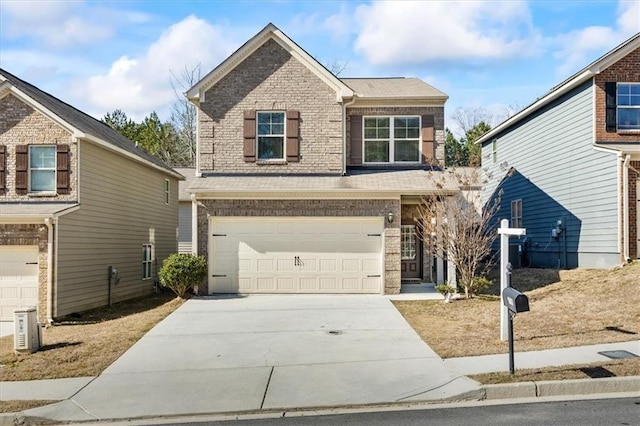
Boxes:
[401,225,422,280]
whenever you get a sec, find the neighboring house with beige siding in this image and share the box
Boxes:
[0,68,182,332]
[186,24,457,296]
[175,167,196,254]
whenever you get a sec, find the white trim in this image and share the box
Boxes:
[44,217,54,324]
[191,191,416,199]
[623,155,631,261]
[1,86,78,135]
[187,23,354,103]
[191,195,199,256]
[256,111,286,161]
[616,82,640,131]
[477,33,640,146]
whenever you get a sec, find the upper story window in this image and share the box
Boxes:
[164,179,170,204]
[364,116,420,163]
[492,140,498,164]
[29,145,56,192]
[257,111,285,160]
[617,83,640,130]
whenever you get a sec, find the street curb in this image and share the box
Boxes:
[482,376,640,400]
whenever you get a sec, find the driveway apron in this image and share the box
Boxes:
[26,295,479,421]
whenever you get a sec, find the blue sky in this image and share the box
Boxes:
[1,0,638,136]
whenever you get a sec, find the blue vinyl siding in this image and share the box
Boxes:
[482,80,620,268]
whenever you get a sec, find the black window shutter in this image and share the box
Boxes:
[605,82,617,132]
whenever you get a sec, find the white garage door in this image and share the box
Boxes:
[209,217,383,294]
[0,246,39,321]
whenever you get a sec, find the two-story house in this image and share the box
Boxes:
[185,24,455,295]
[478,33,640,269]
[0,68,182,332]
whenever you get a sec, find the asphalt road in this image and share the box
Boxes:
[165,397,640,426]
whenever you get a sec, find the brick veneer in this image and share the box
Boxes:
[594,47,640,143]
[198,39,343,174]
[0,224,50,322]
[196,199,402,294]
[0,94,77,201]
[346,106,446,166]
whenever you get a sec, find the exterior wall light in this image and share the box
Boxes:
[387,212,394,223]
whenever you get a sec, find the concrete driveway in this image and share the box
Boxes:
[27,295,480,421]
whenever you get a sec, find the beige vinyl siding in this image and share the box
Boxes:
[55,141,178,317]
[178,202,192,253]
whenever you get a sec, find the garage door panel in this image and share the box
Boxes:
[0,246,39,321]
[209,218,383,294]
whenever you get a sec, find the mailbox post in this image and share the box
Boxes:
[498,219,526,340]
[502,283,530,374]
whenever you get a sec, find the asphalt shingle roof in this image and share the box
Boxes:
[341,78,448,100]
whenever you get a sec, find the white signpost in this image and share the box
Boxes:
[498,219,526,341]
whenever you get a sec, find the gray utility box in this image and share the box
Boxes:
[14,307,41,353]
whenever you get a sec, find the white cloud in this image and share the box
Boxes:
[78,15,236,120]
[353,0,537,65]
[553,0,640,76]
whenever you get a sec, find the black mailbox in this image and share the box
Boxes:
[502,287,530,313]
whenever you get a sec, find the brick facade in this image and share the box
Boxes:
[346,106,446,166]
[0,224,50,322]
[0,94,78,201]
[594,47,640,143]
[196,199,402,294]
[198,39,343,174]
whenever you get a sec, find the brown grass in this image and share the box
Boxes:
[0,400,58,414]
[471,358,640,384]
[394,262,640,358]
[0,292,184,382]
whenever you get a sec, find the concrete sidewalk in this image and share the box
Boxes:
[1,296,638,424]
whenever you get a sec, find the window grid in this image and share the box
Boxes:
[492,140,498,164]
[617,83,640,130]
[511,199,523,228]
[142,244,153,280]
[401,225,417,260]
[363,116,420,164]
[29,145,56,192]
[257,111,285,160]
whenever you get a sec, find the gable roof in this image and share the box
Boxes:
[187,23,354,103]
[342,78,448,101]
[476,32,640,145]
[174,167,196,201]
[0,68,182,178]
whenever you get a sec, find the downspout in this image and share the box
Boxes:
[623,155,631,262]
[44,217,54,324]
[342,96,357,175]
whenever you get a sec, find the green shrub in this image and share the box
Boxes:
[158,253,207,298]
[467,276,492,296]
[434,283,456,296]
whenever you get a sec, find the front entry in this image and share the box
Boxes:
[637,177,639,259]
[401,225,422,280]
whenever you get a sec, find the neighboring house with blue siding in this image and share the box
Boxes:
[478,33,640,269]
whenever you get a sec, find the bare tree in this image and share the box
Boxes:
[450,106,494,137]
[326,59,349,76]
[169,64,201,167]
[415,168,502,299]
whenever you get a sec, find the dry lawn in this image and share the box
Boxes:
[394,262,640,358]
[0,291,184,382]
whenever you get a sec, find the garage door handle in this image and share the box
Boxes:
[367,233,381,237]
[367,275,381,278]
[25,262,38,265]
[211,274,227,277]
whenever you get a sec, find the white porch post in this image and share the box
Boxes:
[436,253,444,285]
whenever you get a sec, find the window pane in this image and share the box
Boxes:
[30,146,56,168]
[31,170,55,191]
[271,124,284,135]
[394,127,406,139]
[364,140,389,162]
[258,136,284,160]
[271,112,284,124]
[364,128,377,139]
[618,108,640,130]
[394,140,419,162]
[407,128,420,138]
